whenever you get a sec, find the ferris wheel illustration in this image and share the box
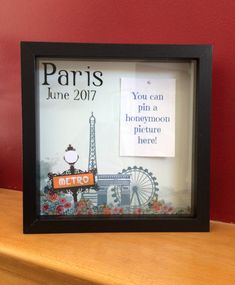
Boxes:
[112,166,159,208]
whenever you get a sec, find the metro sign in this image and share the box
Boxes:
[52,172,95,190]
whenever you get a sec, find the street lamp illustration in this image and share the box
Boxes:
[64,144,79,174]
[64,144,80,208]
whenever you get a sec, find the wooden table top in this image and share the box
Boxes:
[0,188,235,285]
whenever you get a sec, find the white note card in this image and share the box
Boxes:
[120,78,176,157]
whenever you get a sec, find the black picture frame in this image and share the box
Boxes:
[21,42,212,233]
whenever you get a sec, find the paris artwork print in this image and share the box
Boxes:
[38,59,193,217]
[22,43,212,232]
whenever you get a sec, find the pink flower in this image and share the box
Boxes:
[113,208,124,214]
[56,205,64,215]
[76,209,83,215]
[77,200,87,209]
[48,193,59,202]
[119,208,124,214]
[113,208,119,214]
[42,203,49,212]
[153,205,161,212]
[87,209,93,215]
[64,202,72,209]
[134,208,142,215]
[165,206,173,214]
[152,201,161,212]
[60,198,67,204]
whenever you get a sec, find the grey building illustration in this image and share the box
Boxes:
[97,174,130,207]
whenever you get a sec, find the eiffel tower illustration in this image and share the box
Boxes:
[86,112,131,208]
[88,112,97,174]
[81,112,98,203]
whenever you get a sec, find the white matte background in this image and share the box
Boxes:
[37,59,195,208]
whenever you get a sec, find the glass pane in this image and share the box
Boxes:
[36,59,196,217]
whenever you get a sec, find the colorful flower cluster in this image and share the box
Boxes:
[75,198,93,215]
[150,200,173,214]
[41,191,190,216]
[41,192,73,215]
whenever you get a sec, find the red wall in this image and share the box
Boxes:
[0,0,235,223]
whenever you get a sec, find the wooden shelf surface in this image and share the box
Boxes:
[0,188,235,285]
